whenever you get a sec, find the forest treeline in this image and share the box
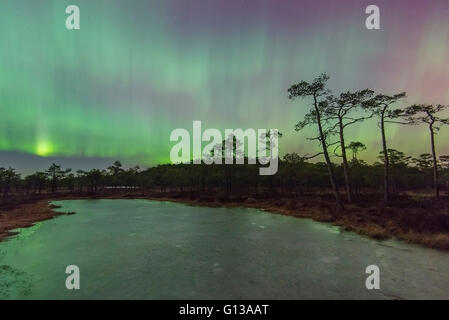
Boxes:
[1,151,449,200]
[1,74,448,210]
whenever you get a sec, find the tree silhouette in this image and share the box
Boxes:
[86,169,104,194]
[347,141,366,162]
[0,167,21,196]
[378,149,411,195]
[322,89,374,202]
[75,170,87,193]
[365,92,407,202]
[107,160,124,188]
[288,73,344,211]
[221,135,244,195]
[259,130,282,191]
[46,163,71,193]
[403,104,449,198]
[30,172,47,194]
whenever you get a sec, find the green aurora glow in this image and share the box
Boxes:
[1,0,449,171]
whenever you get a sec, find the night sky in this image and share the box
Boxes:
[1,0,448,174]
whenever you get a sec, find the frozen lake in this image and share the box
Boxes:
[0,199,448,299]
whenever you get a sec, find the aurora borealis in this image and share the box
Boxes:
[1,0,449,173]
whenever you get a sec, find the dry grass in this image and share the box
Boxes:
[399,232,449,250]
[0,200,59,241]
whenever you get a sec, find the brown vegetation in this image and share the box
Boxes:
[0,200,60,241]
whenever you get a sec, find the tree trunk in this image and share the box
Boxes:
[380,111,390,202]
[429,123,439,198]
[339,118,352,202]
[314,95,344,211]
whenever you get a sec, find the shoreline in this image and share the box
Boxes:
[150,196,449,251]
[0,200,62,241]
[1,193,449,251]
